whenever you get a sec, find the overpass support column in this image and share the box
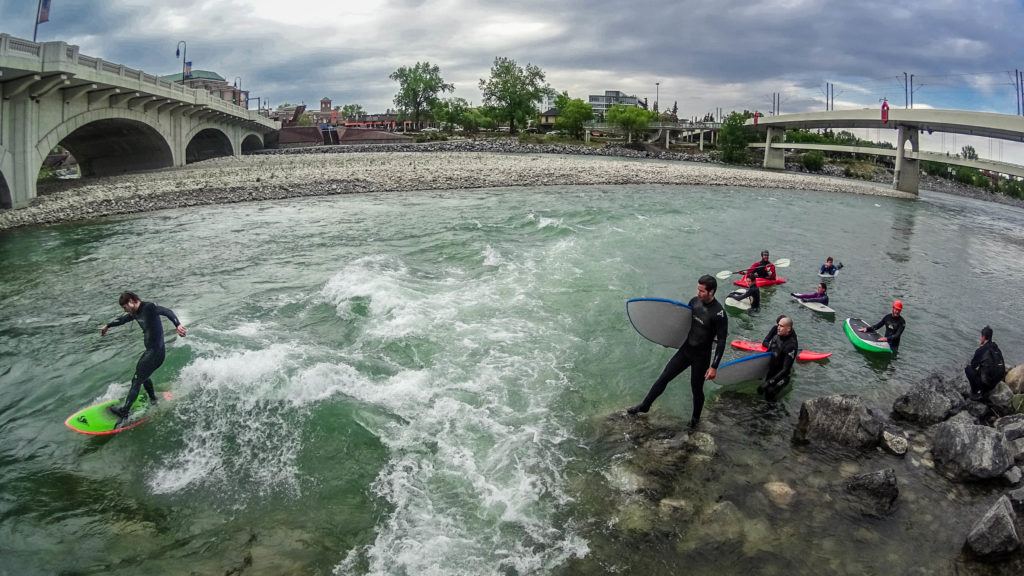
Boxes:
[893,125,920,195]
[699,130,704,151]
[3,95,40,208]
[665,129,670,148]
[763,127,785,169]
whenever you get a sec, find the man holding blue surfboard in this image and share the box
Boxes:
[627,275,728,429]
[100,292,186,424]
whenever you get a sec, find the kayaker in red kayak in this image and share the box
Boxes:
[746,250,777,281]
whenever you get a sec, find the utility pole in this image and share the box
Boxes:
[903,72,908,109]
[910,74,914,109]
[1017,69,1022,116]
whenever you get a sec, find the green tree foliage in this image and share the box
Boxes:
[961,145,978,160]
[340,104,365,119]
[479,57,553,134]
[430,97,471,133]
[552,93,594,139]
[296,113,313,127]
[390,62,454,129]
[802,150,825,171]
[606,104,655,143]
[717,111,755,163]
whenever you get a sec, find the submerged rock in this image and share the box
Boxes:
[931,420,1013,481]
[844,468,899,517]
[965,495,1020,559]
[880,427,909,457]
[1009,488,1024,513]
[892,373,966,425]
[1005,466,1022,486]
[793,394,883,449]
[763,481,796,508]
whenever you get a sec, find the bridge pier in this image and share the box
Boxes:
[763,127,785,169]
[893,125,920,194]
[2,94,40,208]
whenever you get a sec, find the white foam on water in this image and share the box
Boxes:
[536,216,563,229]
[482,245,502,267]
[148,343,308,498]
[328,246,590,575]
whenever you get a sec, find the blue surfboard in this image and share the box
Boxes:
[713,352,772,386]
[626,297,692,348]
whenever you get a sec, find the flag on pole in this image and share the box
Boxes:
[37,0,51,24]
[184,61,192,79]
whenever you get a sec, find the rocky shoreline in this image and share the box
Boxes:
[2,141,916,231]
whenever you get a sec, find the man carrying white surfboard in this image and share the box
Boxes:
[627,275,728,429]
[100,292,187,425]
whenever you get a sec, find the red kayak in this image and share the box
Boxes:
[733,276,787,288]
[730,339,832,362]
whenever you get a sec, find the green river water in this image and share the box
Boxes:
[1,181,1023,575]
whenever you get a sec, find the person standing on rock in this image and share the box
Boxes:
[627,275,728,429]
[860,300,906,357]
[758,316,798,401]
[966,325,1006,401]
[100,292,186,425]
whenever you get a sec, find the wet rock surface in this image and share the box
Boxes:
[892,373,967,425]
[793,394,884,449]
[931,420,1013,481]
[843,468,899,517]
[966,496,1021,559]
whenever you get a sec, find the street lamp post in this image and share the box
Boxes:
[655,82,660,113]
[175,41,187,84]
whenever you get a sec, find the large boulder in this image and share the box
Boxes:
[892,373,966,425]
[1005,364,1024,394]
[931,420,1013,481]
[844,468,899,517]
[794,394,884,449]
[990,383,1014,410]
[965,495,1021,559]
[995,414,1024,442]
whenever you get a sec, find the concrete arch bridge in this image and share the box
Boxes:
[0,34,279,209]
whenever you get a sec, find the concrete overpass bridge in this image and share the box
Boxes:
[0,34,279,209]
[746,109,1024,194]
[586,121,721,148]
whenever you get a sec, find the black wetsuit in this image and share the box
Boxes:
[728,283,760,311]
[869,313,906,356]
[106,302,181,416]
[761,329,798,400]
[966,341,1006,397]
[635,296,728,425]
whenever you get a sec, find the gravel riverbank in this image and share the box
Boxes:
[2,143,917,230]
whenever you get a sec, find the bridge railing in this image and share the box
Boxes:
[0,33,274,127]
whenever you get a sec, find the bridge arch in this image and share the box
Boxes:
[185,126,233,164]
[241,133,264,154]
[37,110,176,178]
[0,144,12,209]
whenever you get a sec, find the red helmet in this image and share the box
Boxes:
[892,299,903,311]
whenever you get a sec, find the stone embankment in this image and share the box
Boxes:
[0,142,914,230]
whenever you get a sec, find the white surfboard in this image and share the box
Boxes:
[818,271,838,278]
[626,297,692,348]
[798,299,835,314]
[724,296,752,311]
[713,352,772,386]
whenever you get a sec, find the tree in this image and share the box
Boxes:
[390,62,453,129]
[341,104,365,120]
[672,101,678,116]
[717,111,755,163]
[606,104,655,143]
[431,97,471,133]
[296,113,313,127]
[553,92,594,139]
[961,145,978,160]
[479,57,553,134]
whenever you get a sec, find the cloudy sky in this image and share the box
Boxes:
[3,0,1023,158]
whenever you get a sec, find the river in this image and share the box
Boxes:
[1,184,1021,575]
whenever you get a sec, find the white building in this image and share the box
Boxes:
[588,90,640,119]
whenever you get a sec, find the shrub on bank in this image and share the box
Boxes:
[802,151,825,171]
[415,131,448,143]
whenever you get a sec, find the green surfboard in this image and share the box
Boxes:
[843,318,892,354]
[65,391,172,436]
